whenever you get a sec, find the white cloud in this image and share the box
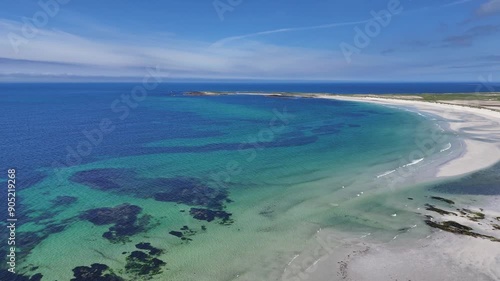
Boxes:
[0,18,405,81]
[476,0,500,16]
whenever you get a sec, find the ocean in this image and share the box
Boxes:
[0,82,497,280]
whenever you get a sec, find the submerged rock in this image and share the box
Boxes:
[125,251,166,277]
[169,231,183,238]
[72,169,232,210]
[80,204,150,243]
[0,271,42,281]
[425,204,456,216]
[425,220,500,242]
[135,242,163,256]
[189,208,233,224]
[153,177,229,209]
[169,225,197,241]
[460,208,485,221]
[15,217,74,261]
[71,263,124,281]
[80,204,142,225]
[430,196,455,205]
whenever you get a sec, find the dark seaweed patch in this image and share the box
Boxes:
[71,169,232,210]
[460,209,485,221]
[189,208,233,224]
[0,270,42,281]
[152,178,228,209]
[71,168,135,191]
[80,204,151,243]
[425,220,500,242]
[169,226,197,241]
[135,242,163,256]
[80,204,141,225]
[169,231,183,238]
[430,196,455,205]
[125,251,166,277]
[130,134,318,154]
[51,195,78,206]
[425,204,456,216]
[71,263,124,281]
[15,218,73,260]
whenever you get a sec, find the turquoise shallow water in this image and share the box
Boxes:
[0,85,467,280]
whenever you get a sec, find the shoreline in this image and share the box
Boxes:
[322,95,500,178]
[278,94,500,281]
[188,91,500,179]
[188,91,500,281]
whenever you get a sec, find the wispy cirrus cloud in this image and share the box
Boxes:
[475,0,500,16]
[212,0,475,47]
[211,19,372,47]
[0,0,498,82]
[442,24,500,46]
[1,19,398,81]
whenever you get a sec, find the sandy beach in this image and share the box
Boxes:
[278,94,500,281]
[214,91,500,179]
[293,195,500,281]
[319,95,500,178]
[197,91,500,281]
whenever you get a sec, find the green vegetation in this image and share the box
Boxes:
[425,220,500,242]
[430,196,455,205]
[461,209,486,222]
[420,93,500,102]
[425,204,457,216]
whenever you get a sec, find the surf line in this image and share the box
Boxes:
[376,158,424,178]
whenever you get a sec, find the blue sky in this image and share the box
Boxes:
[0,0,499,82]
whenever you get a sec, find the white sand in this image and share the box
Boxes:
[304,233,500,281]
[276,95,500,281]
[212,92,500,280]
[321,95,500,178]
[296,196,500,281]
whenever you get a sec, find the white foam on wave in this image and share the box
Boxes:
[376,169,396,178]
[440,143,451,152]
[375,157,426,180]
[436,123,445,132]
[402,158,424,167]
[287,255,299,266]
[360,233,371,238]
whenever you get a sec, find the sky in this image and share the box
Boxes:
[0,0,499,82]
